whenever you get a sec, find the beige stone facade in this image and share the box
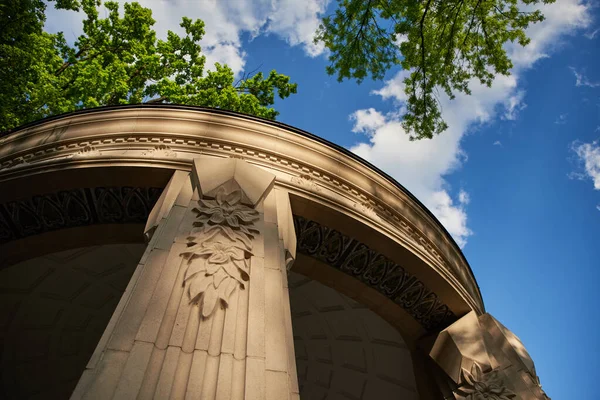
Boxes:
[0,106,549,399]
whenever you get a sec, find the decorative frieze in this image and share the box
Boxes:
[0,212,14,241]
[75,145,101,157]
[0,187,161,244]
[293,215,456,331]
[290,174,321,193]
[142,144,177,157]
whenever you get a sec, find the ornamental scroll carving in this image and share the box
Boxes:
[454,363,516,400]
[0,187,162,245]
[293,215,456,331]
[180,186,259,318]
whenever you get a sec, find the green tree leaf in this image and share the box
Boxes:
[315,0,554,139]
[0,0,297,131]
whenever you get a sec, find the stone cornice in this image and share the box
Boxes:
[0,106,483,314]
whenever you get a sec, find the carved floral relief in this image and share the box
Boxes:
[180,187,259,317]
[454,363,516,400]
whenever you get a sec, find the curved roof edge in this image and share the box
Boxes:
[1,103,483,308]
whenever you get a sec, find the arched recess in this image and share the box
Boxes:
[0,244,146,399]
[289,271,420,400]
[0,190,459,399]
[0,243,427,400]
[285,194,477,399]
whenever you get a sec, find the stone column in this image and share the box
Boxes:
[71,157,299,400]
[428,311,550,400]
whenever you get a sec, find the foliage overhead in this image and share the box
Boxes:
[315,0,554,140]
[0,0,297,132]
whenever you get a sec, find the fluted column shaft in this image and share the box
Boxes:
[71,158,299,400]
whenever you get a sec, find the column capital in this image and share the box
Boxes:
[191,156,275,207]
[429,311,549,400]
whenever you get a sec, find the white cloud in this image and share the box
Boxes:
[266,0,330,57]
[43,0,331,77]
[506,0,590,69]
[584,28,599,39]
[572,140,600,190]
[555,113,568,124]
[350,108,386,134]
[350,0,590,247]
[503,90,527,120]
[570,67,600,88]
[429,191,472,248]
[493,140,503,146]
[393,33,409,47]
[202,44,247,76]
[458,190,470,205]
[373,70,411,103]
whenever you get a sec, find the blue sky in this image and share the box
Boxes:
[45,1,600,398]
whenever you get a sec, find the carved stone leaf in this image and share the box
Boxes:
[193,187,258,233]
[219,278,238,307]
[194,214,211,225]
[202,285,219,317]
[223,261,248,284]
[207,262,221,275]
[181,188,258,318]
[233,258,249,274]
[455,363,516,400]
[225,225,252,249]
[218,188,237,204]
[189,276,212,304]
[197,199,217,209]
[184,257,207,281]
[209,213,226,224]
[229,209,259,223]
[213,268,228,287]
[239,224,259,238]
[187,225,252,251]
[185,224,223,244]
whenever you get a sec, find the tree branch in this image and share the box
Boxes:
[341,0,374,60]
[55,45,90,76]
[443,0,465,67]
[462,0,483,48]
[234,63,263,88]
[419,0,433,121]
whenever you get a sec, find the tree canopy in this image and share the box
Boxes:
[0,0,297,132]
[316,0,554,140]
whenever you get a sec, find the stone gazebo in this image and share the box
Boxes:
[0,106,548,399]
